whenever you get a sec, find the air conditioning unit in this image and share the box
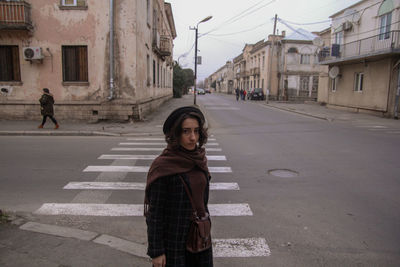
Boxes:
[343,21,353,31]
[23,47,44,60]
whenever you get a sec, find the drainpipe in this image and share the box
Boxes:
[108,0,115,100]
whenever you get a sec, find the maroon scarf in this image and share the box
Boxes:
[144,144,210,215]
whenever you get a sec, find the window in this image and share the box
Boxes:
[312,76,319,91]
[146,54,150,86]
[300,54,310,64]
[331,78,337,92]
[62,46,88,82]
[153,60,156,85]
[334,31,343,45]
[62,0,77,6]
[262,56,265,69]
[379,12,392,40]
[157,61,159,87]
[0,46,21,82]
[300,76,309,91]
[146,0,151,26]
[288,47,298,53]
[354,73,364,92]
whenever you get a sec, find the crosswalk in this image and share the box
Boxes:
[34,134,271,259]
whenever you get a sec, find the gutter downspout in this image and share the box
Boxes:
[108,0,115,100]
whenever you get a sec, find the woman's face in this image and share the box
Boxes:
[179,118,200,150]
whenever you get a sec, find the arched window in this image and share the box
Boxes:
[378,0,394,40]
[288,47,298,53]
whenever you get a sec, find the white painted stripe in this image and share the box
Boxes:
[64,182,239,191]
[213,238,270,257]
[112,147,222,151]
[20,222,98,241]
[118,142,219,146]
[98,154,227,161]
[83,166,232,173]
[34,203,252,216]
[387,131,400,134]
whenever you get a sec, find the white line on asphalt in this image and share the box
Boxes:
[83,166,232,173]
[386,131,400,134]
[63,182,239,190]
[98,155,227,161]
[111,147,222,151]
[34,203,252,216]
[213,238,271,257]
[118,142,219,146]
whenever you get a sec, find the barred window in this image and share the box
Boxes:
[300,76,309,90]
[0,46,21,82]
[62,46,88,82]
[312,76,319,91]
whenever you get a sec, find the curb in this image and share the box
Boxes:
[262,104,331,121]
[0,130,122,137]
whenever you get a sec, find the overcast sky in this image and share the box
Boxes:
[167,0,361,81]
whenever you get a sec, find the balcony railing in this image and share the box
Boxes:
[240,70,249,78]
[159,36,171,57]
[319,30,400,63]
[0,1,32,31]
[250,67,260,76]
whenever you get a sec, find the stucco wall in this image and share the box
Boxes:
[328,59,391,111]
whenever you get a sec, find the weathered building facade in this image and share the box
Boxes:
[320,0,400,118]
[0,0,176,121]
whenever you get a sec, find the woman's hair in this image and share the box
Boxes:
[165,112,208,149]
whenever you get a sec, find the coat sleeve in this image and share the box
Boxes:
[146,176,167,258]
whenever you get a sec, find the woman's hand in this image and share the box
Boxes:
[152,254,166,267]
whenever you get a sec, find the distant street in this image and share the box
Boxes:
[1,93,400,266]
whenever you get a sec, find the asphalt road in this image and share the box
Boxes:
[1,93,399,266]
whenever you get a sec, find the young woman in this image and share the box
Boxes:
[145,106,213,267]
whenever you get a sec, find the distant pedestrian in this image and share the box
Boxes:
[145,106,213,267]
[243,89,247,101]
[38,88,59,129]
[235,88,240,101]
[240,89,244,101]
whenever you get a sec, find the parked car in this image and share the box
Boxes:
[249,88,265,100]
[196,88,205,95]
[205,88,211,94]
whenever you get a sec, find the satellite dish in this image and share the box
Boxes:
[329,66,340,79]
[312,37,324,47]
[352,11,361,24]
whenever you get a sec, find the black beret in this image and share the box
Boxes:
[163,106,205,134]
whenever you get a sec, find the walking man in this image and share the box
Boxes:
[38,88,59,129]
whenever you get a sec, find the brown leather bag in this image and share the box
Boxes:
[179,176,212,253]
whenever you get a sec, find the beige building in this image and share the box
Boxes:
[320,0,400,118]
[210,61,233,94]
[0,0,176,121]
[278,29,328,101]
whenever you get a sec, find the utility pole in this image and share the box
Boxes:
[267,14,278,102]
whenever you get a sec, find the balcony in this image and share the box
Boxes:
[319,30,400,64]
[0,1,32,31]
[250,67,260,76]
[240,70,249,78]
[152,30,171,59]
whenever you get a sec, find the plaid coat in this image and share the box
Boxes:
[146,173,213,267]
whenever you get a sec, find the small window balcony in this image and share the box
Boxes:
[0,1,32,31]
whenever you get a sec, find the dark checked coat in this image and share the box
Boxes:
[39,93,55,116]
[146,173,213,267]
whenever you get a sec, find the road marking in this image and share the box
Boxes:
[387,131,400,134]
[118,142,219,146]
[64,182,239,190]
[126,137,217,141]
[111,147,222,151]
[20,222,98,241]
[34,203,252,216]
[83,166,232,173]
[98,154,227,161]
[213,238,270,257]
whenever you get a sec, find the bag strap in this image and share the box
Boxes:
[178,175,198,217]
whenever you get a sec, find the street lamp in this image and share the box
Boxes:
[193,15,212,105]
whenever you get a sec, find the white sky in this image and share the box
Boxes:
[167,0,361,81]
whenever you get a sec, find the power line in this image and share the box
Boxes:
[205,20,273,37]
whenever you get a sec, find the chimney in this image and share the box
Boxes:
[281,30,286,37]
